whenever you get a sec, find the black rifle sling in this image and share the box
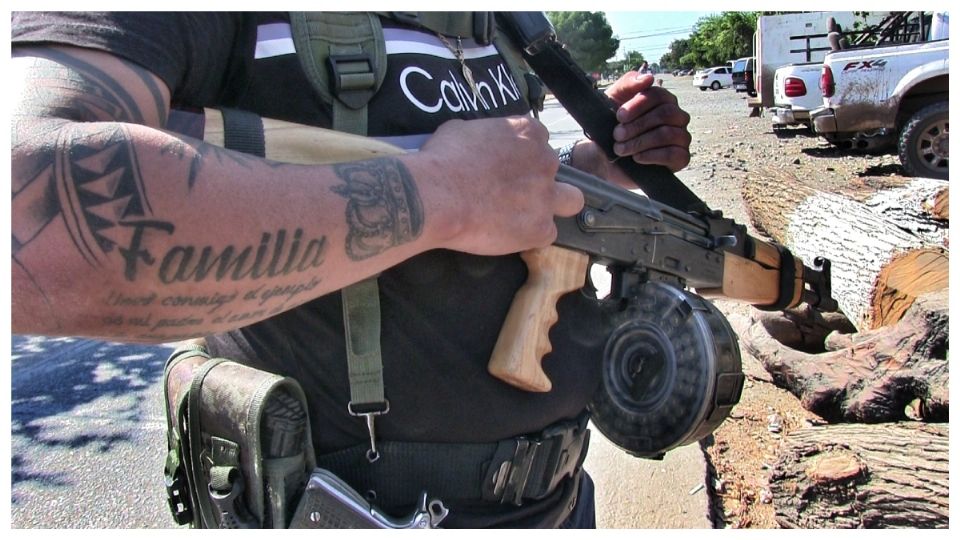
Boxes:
[498,14,711,215]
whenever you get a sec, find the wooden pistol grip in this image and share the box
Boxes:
[488,246,590,392]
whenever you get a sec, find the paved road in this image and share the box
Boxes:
[11,335,178,528]
[10,97,712,529]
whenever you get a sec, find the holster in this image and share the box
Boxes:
[162,344,316,528]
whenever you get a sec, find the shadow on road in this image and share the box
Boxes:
[10,335,174,501]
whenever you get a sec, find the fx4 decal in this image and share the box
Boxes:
[842,59,888,71]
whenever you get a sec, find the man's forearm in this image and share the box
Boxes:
[12,116,438,342]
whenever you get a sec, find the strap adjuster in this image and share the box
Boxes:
[327,54,377,110]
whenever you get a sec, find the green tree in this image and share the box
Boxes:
[547,11,620,72]
[675,12,758,68]
[660,37,693,70]
[622,50,646,71]
[606,50,646,75]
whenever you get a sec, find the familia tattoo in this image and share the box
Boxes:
[13,48,425,336]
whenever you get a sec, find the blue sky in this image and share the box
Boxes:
[605,11,718,64]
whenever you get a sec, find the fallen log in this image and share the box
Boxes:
[742,168,948,331]
[838,176,949,216]
[769,422,949,528]
[737,291,948,423]
[838,177,949,246]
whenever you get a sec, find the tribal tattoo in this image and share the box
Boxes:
[332,158,424,260]
[12,48,332,337]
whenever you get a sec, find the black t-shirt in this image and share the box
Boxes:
[13,11,609,527]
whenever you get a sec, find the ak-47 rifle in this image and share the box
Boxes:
[480,13,837,457]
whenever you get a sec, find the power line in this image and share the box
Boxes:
[616,25,695,39]
[619,31,694,42]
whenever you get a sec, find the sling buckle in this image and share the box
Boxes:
[327,54,377,109]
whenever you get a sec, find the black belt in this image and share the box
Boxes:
[315,413,591,509]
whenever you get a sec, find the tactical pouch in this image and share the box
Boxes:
[163,344,316,528]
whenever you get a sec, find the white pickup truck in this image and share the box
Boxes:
[811,37,949,179]
[769,62,822,130]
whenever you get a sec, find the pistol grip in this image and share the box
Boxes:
[488,246,590,392]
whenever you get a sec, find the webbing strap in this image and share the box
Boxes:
[341,277,387,410]
[221,108,266,157]
[289,12,386,134]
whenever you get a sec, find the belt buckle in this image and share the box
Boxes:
[489,415,590,506]
[490,437,542,506]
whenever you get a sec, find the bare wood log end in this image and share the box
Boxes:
[870,248,949,329]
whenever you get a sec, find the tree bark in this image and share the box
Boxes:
[735,291,948,423]
[838,176,949,246]
[770,422,949,528]
[742,168,948,331]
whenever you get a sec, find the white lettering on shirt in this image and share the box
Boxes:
[400,66,443,113]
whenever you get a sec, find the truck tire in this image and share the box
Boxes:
[898,101,949,180]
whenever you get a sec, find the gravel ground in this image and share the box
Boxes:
[658,74,916,529]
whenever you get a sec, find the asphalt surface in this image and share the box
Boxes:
[9,96,712,529]
[10,335,178,528]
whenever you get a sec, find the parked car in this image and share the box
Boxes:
[692,66,733,90]
[731,56,756,96]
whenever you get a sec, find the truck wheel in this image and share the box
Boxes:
[711,81,720,90]
[898,101,949,180]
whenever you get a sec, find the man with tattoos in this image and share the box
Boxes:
[12,12,693,528]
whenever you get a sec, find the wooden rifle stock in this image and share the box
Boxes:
[194,107,404,163]
[182,108,804,394]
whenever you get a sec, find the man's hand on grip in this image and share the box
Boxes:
[416,116,584,256]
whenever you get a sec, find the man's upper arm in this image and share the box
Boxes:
[12,45,172,129]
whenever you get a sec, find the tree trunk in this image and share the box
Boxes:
[742,168,948,331]
[769,422,949,528]
[734,291,948,423]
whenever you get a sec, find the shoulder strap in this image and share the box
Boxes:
[290,11,389,462]
[491,24,543,114]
